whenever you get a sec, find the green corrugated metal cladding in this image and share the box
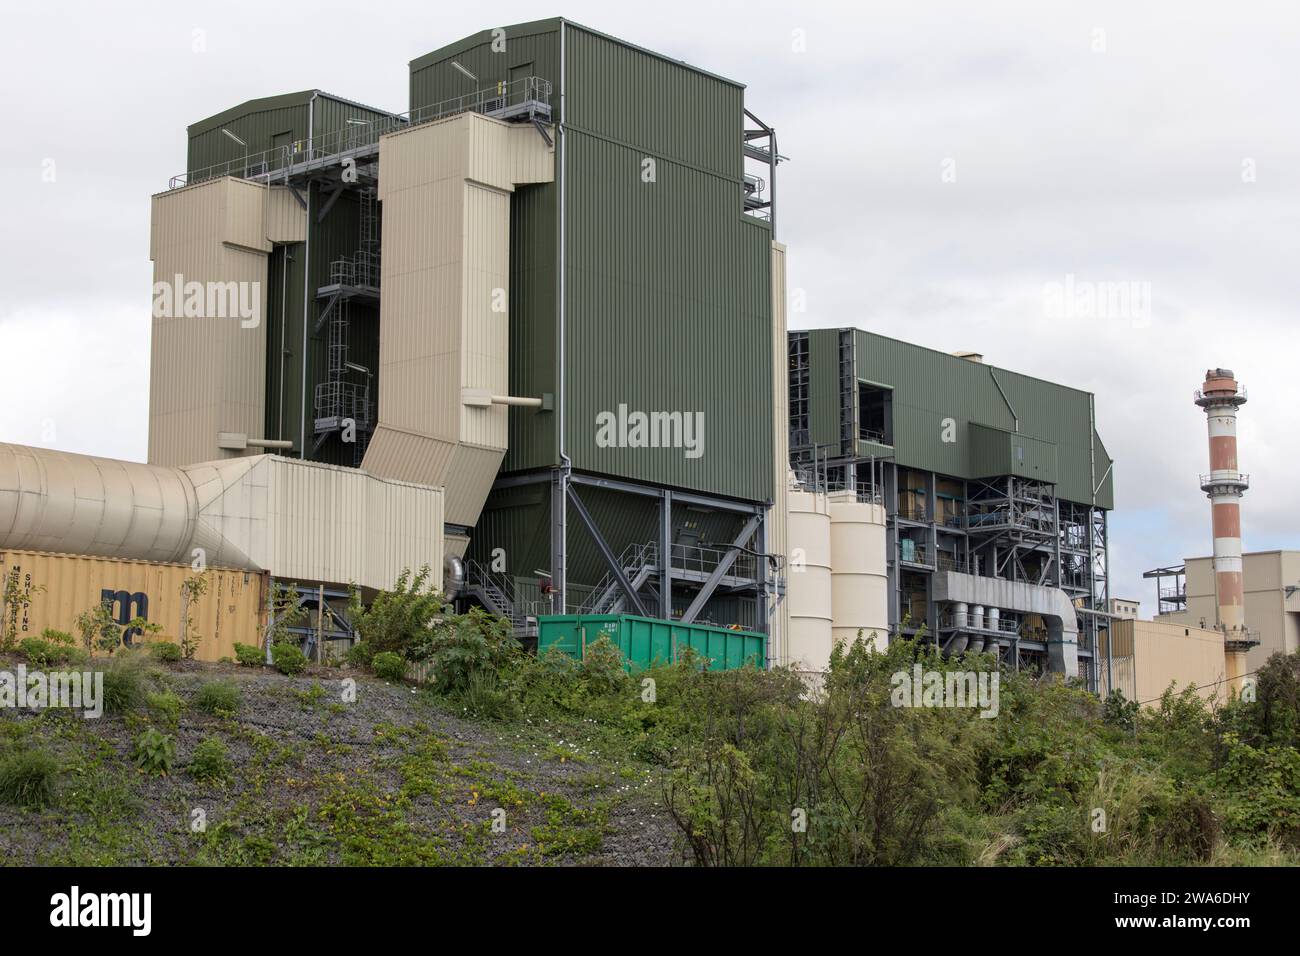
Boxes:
[409,20,774,505]
[799,328,1114,509]
[537,614,766,671]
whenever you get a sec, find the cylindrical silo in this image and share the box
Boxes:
[986,607,1000,633]
[786,489,833,672]
[828,492,889,652]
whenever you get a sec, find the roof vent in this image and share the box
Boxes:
[951,351,984,363]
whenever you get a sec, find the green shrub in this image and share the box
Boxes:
[146,690,183,728]
[233,642,264,667]
[347,566,444,657]
[40,629,75,646]
[131,727,175,775]
[0,749,59,808]
[347,641,375,668]
[149,641,182,664]
[194,679,242,715]
[18,638,56,667]
[458,668,517,720]
[271,643,308,676]
[371,651,407,682]
[188,737,231,782]
[99,654,154,714]
[21,637,90,667]
[417,607,519,696]
[579,635,630,695]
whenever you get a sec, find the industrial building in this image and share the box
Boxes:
[3,19,791,663]
[787,329,1114,687]
[1,19,1150,690]
[1149,551,1298,672]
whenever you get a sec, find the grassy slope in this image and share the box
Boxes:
[0,655,679,866]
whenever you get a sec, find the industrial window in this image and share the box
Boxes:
[858,382,892,444]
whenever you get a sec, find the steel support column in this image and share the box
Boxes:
[566,484,648,617]
[680,514,761,624]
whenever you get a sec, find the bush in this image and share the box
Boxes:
[579,635,630,695]
[0,749,59,808]
[149,642,182,664]
[347,566,444,657]
[458,668,517,721]
[347,642,375,668]
[18,637,86,667]
[99,654,154,714]
[194,680,242,715]
[417,608,519,696]
[18,638,56,667]
[233,642,264,667]
[40,629,75,646]
[131,727,175,775]
[271,643,308,676]
[371,651,407,682]
[146,690,183,729]
[188,737,231,782]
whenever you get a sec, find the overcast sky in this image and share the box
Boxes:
[2,0,1297,608]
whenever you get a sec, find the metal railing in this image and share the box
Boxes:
[330,250,381,289]
[170,76,553,189]
[935,552,972,574]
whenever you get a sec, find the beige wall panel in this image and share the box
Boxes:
[1119,618,1232,706]
[364,111,553,539]
[262,186,306,243]
[223,178,272,252]
[149,178,270,467]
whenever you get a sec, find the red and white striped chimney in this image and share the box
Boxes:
[1195,369,1249,635]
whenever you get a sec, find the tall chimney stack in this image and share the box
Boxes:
[1195,368,1249,637]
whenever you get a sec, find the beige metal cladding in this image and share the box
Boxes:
[197,455,445,593]
[0,443,443,593]
[1110,618,1235,706]
[0,549,265,663]
[768,242,791,665]
[828,492,889,651]
[148,177,306,467]
[786,490,833,673]
[362,113,554,526]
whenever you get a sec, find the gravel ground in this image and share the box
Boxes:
[0,656,680,867]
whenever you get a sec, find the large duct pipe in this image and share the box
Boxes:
[0,442,254,568]
[1195,369,1249,637]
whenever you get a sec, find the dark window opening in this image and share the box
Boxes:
[859,382,892,444]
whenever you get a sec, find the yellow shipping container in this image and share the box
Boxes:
[1,549,266,662]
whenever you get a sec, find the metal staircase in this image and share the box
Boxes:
[463,560,532,632]
[312,185,378,463]
[578,542,659,615]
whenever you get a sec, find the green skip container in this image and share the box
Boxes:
[535,614,767,672]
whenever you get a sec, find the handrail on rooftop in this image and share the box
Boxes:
[169,76,552,190]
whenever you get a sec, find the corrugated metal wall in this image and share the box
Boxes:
[0,549,265,663]
[846,329,1114,508]
[148,178,272,467]
[408,19,562,112]
[562,25,773,502]
[362,114,554,525]
[408,21,775,503]
[187,92,311,177]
